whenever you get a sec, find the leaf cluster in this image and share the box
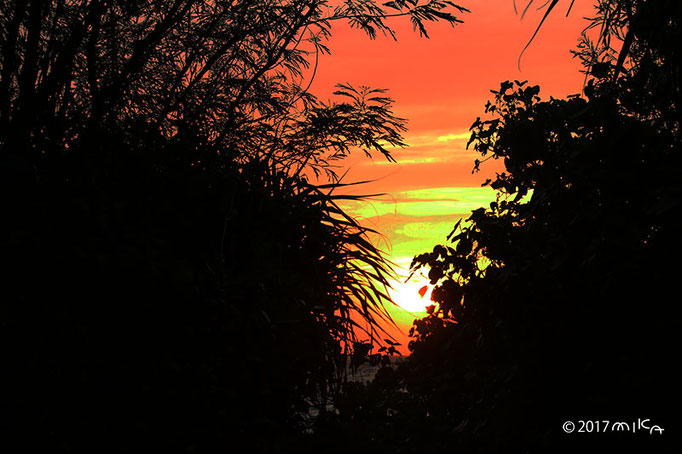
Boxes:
[327,2,681,451]
[0,0,466,180]
[0,0,467,451]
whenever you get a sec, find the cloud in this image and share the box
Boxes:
[341,186,497,220]
[339,186,498,278]
[437,132,471,142]
[373,156,446,165]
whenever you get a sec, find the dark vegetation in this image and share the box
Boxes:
[1,0,678,453]
[0,0,465,452]
[319,1,679,452]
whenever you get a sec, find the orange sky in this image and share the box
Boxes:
[310,0,596,355]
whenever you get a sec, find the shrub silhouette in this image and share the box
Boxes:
[317,2,680,452]
[0,1,472,451]
[405,1,680,451]
[0,121,391,451]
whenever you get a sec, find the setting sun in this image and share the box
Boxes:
[388,280,434,314]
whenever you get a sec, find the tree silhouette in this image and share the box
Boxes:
[0,0,466,178]
[0,1,467,452]
[404,1,679,450]
[316,1,679,452]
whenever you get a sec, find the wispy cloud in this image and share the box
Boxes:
[340,186,497,276]
[436,132,471,142]
[341,186,497,220]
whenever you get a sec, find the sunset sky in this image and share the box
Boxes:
[311,0,596,353]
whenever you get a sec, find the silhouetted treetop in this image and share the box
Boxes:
[293,2,681,453]
[1,2,473,451]
[0,0,467,179]
[398,1,680,450]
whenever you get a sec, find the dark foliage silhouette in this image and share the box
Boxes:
[405,1,680,451]
[0,0,467,452]
[316,1,679,452]
[1,125,396,451]
[0,0,466,179]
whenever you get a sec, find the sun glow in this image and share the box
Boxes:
[388,280,434,314]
